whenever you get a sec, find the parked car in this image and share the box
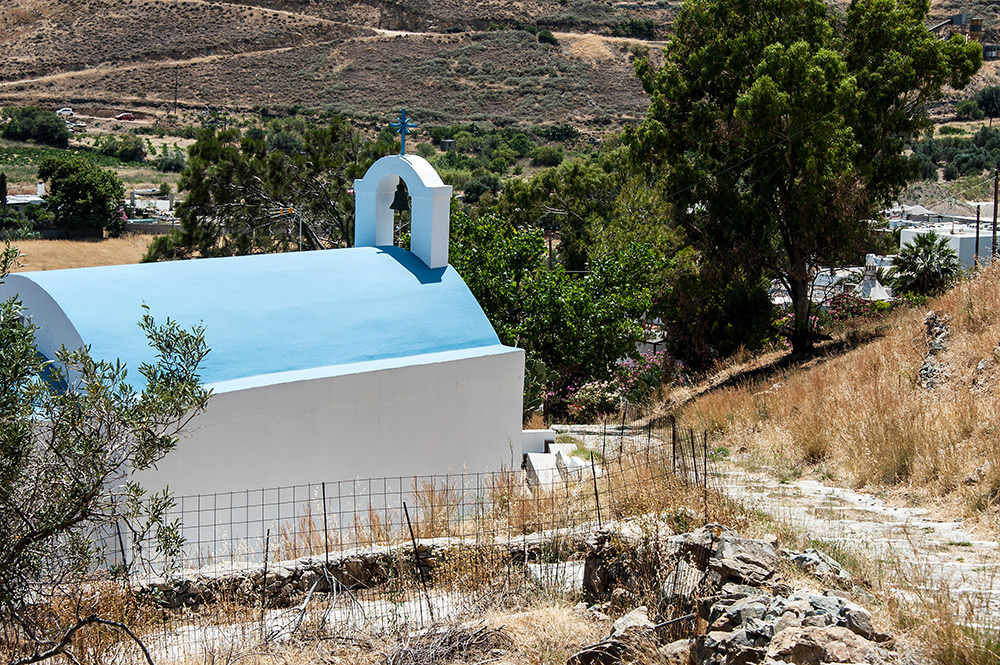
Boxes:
[114,112,135,121]
[56,107,73,117]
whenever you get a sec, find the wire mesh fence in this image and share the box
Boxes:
[107,416,722,661]
[1,414,735,664]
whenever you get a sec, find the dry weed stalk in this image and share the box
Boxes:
[679,265,1000,515]
[378,621,513,665]
[1,579,162,665]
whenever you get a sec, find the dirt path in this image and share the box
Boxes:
[716,466,1000,624]
[553,424,1000,626]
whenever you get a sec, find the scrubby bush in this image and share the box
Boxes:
[1,107,69,148]
[95,134,147,162]
[155,145,186,173]
[267,130,303,155]
[462,173,501,202]
[538,29,559,46]
[956,99,984,120]
[530,145,563,166]
[612,18,657,39]
[938,125,966,135]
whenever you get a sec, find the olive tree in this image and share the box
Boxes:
[0,244,211,664]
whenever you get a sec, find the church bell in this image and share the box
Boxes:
[389,180,410,211]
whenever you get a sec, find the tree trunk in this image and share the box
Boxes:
[787,274,813,354]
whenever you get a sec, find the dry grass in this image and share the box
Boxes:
[10,234,155,271]
[566,34,614,62]
[677,265,1000,521]
[491,602,608,665]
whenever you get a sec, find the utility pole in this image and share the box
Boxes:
[975,204,981,267]
[994,169,999,262]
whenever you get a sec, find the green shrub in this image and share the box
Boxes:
[956,99,984,121]
[1,107,70,148]
[612,18,657,39]
[530,145,563,166]
[462,173,501,202]
[95,134,147,162]
[939,125,966,135]
[538,29,559,46]
[155,146,186,173]
[535,124,579,142]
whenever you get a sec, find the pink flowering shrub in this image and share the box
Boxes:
[613,350,671,405]
[828,293,885,325]
[566,380,620,422]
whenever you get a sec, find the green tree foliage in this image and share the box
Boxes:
[0,245,211,663]
[891,232,960,295]
[974,86,1000,120]
[155,145,187,173]
[611,18,657,39]
[956,98,984,121]
[538,29,559,46]
[449,209,661,386]
[626,0,982,352]
[149,117,387,260]
[496,159,615,272]
[95,133,148,162]
[1,107,70,149]
[910,127,1000,180]
[529,145,563,167]
[37,156,127,236]
[425,124,539,183]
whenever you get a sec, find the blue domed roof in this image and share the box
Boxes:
[3,246,502,389]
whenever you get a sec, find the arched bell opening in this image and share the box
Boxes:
[354,155,453,269]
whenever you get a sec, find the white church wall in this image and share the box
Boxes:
[135,345,526,498]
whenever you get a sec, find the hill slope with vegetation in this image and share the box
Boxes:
[674,265,1000,525]
[0,0,666,127]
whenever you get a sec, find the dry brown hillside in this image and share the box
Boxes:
[4,0,1000,126]
[0,0,672,126]
[675,265,1000,527]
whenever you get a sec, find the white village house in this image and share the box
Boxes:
[0,151,535,497]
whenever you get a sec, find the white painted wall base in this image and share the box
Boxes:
[137,345,525,497]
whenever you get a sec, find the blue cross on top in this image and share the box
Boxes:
[389,108,418,156]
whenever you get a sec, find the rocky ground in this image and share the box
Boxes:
[574,523,908,665]
[555,423,1000,630]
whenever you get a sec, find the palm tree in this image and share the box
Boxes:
[891,232,961,296]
